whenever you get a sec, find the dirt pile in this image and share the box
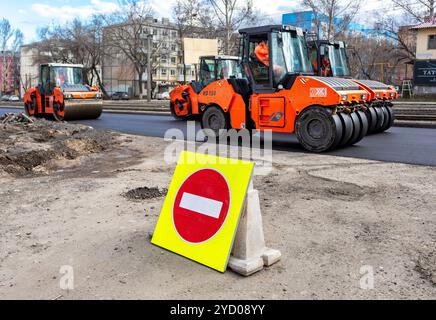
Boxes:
[0,113,34,124]
[123,187,167,200]
[0,114,117,176]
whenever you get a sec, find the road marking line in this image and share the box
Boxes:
[179,192,223,219]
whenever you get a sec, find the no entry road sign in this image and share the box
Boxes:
[151,151,254,272]
[173,168,230,243]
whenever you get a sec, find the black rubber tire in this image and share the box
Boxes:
[373,107,385,133]
[295,107,340,152]
[366,106,377,134]
[356,110,369,142]
[337,112,354,147]
[379,106,391,132]
[201,105,230,138]
[386,105,395,130]
[347,112,362,146]
[330,114,343,149]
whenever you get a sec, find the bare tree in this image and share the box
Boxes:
[392,0,435,23]
[0,19,23,95]
[173,0,216,82]
[303,0,361,40]
[0,19,14,57]
[32,18,108,96]
[372,0,434,68]
[374,15,416,62]
[102,0,169,97]
[205,0,257,55]
[343,33,405,83]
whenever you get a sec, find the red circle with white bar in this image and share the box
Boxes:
[173,168,230,243]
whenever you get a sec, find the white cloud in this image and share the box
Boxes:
[32,0,119,21]
[146,0,302,23]
[149,0,174,18]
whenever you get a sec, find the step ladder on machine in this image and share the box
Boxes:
[401,80,413,98]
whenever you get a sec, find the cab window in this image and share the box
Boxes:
[248,34,270,85]
[199,59,216,86]
[40,65,51,94]
[217,60,244,80]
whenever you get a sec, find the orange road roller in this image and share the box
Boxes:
[307,40,398,134]
[170,55,243,120]
[170,25,376,152]
[23,63,103,121]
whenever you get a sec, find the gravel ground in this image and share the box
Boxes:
[0,121,435,300]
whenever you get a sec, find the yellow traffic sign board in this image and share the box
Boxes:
[151,151,254,272]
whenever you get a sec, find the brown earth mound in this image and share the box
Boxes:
[0,113,117,176]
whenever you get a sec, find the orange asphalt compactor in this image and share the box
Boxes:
[23,63,103,121]
[170,25,379,152]
[170,55,243,120]
[307,40,397,134]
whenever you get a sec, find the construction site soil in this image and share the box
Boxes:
[0,115,434,299]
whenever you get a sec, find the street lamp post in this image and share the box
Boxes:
[147,34,153,102]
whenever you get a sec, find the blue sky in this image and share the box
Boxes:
[2,0,120,42]
[1,0,384,45]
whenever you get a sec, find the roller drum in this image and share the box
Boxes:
[63,99,103,120]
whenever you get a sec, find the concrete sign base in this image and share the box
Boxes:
[228,182,281,276]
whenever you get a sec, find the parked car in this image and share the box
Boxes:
[8,95,20,102]
[111,92,130,100]
[1,95,10,101]
[156,91,170,100]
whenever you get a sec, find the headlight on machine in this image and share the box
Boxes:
[95,93,102,99]
[341,95,348,101]
[360,94,367,100]
[390,92,394,97]
[64,93,72,99]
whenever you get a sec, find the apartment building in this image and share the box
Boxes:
[102,17,218,98]
[411,18,436,95]
[19,45,40,97]
[0,51,20,96]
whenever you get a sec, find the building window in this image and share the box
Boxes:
[170,69,176,76]
[428,35,436,50]
[171,57,176,64]
[161,68,167,76]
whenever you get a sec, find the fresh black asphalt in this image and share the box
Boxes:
[1,107,435,166]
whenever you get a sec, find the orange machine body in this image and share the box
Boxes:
[351,80,399,101]
[170,84,199,118]
[23,87,99,116]
[23,63,103,121]
[195,76,368,133]
[307,40,399,103]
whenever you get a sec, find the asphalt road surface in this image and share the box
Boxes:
[1,107,436,166]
